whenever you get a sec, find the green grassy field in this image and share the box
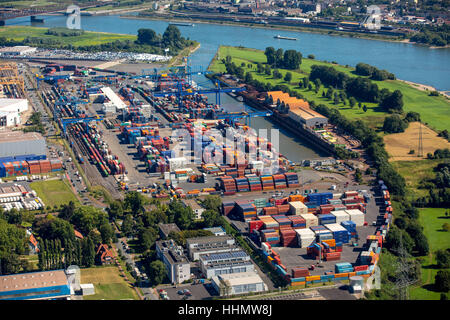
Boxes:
[409,208,450,300]
[81,266,139,300]
[30,179,79,208]
[210,46,450,131]
[0,26,136,47]
[0,1,58,8]
[391,159,446,198]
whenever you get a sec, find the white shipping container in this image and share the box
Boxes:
[289,201,308,215]
[345,209,365,226]
[325,223,347,233]
[299,213,318,227]
[331,211,350,224]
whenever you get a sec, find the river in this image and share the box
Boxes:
[7,14,450,160]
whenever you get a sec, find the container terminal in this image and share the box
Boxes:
[0,55,391,299]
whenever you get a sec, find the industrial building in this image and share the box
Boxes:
[186,235,237,261]
[0,46,37,57]
[0,99,29,127]
[267,91,328,128]
[0,130,46,158]
[199,250,254,279]
[0,270,71,300]
[155,240,191,284]
[101,86,127,111]
[203,226,227,236]
[211,271,268,296]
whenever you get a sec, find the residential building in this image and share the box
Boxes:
[27,230,39,255]
[158,223,181,240]
[95,244,114,265]
[182,199,205,220]
[186,235,236,261]
[0,270,71,300]
[199,250,254,279]
[211,271,268,296]
[156,240,191,284]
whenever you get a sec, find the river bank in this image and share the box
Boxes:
[120,14,418,47]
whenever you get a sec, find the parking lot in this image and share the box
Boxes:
[162,282,216,301]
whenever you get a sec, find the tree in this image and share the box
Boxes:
[122,214,134,237]
[148,260,167,286]
[435,270,450,292]
[380,90,404,112]
[284,72,292,83]
[201,195,221,211]
[275,48,284,68]
[283,49,302,70]
[363,105,368,112]
[383,115,408,133]
[349,97,356,108]
[81,238,95,267]
[202,209,221,228]
[307,54,315,59]
[385,226,414,254]
[244,71,253,83]
[436,249,450,268]
[59,201,76,221]
[107,200,124,221]
[162,25,182,48]
[264,64,271,76]
[0,219,27,274]
[138,227,158,251]
[264,47,276,65]
[99,222,114,244]
[137,28,159,46]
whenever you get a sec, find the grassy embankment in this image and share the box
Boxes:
[81,266,139,300]
[209,45,450,132]
[30,179,79,208]
[409,208,450,299]
[0,26,136,47]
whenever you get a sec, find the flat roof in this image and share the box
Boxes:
[186,235,234,246]
[183,199,203,210]
[0,130,44,143]
[203,226,226,234]
[0,99,27,108]
[214,271,265,286]
[0,270,68,293]
[156,240,189,265]
[101,87,126,110]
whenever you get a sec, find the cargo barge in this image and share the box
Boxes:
[274,35,297,41]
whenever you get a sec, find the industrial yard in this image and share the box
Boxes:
[0,46,390,301]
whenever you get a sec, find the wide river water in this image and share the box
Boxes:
[8,14,450,161]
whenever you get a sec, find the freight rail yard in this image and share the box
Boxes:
[0,55,392,300]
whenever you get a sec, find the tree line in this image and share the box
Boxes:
[355,63,396,81]
[264,47,302,70]
[309,65,404,112]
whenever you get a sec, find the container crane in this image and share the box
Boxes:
[35,74,71,89]
[216,110,273,126]
[152,79,245,109]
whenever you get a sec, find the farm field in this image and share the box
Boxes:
[209,46,450,131]
[409,208,450,300]
[384,122,450,161]
[80,266,139,300]
[0,26,136,47]
[30,178,79,208]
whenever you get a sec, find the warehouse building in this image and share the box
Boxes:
[100,87,126,111]
[0,270,71,300]
[0,46,37,56]
[186,235,237,261]
[199,250,254,279]
[0,99,29,127]
[155,240,191,284]
[267,91,328,128]
[211,271,268,296]
[0,131,46,158]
